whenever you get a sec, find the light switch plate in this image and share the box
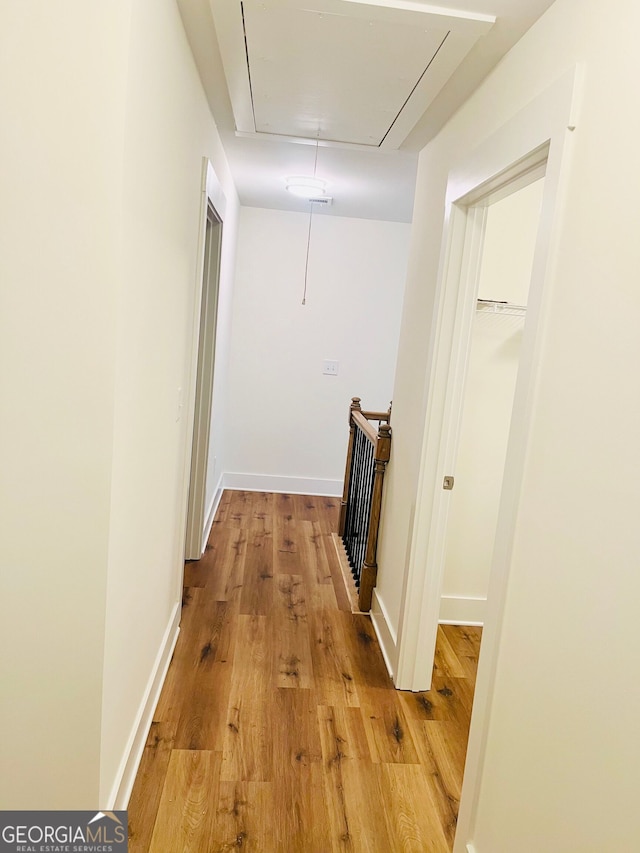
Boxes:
[323,360,339,376]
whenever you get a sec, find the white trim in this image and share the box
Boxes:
[205,158,227,221]
[396,199,490,693]
[209,0,255,134]
[467,845,478,853]
[330,533,362,614]
[370,589,398,680]
[430,66,583,853]
[396,69,580,695]
[342,0,495,26]
[182,158,226,565]
[234,129,381,153]
[107,603,180,809]
[223,472,342,497]
[200,476,225,555]
[216,0,492,151]
[184,168,224,559]
[439,595,486,626]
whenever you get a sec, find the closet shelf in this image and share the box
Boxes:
[477,299,526,317]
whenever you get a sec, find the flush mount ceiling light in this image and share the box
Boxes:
[285,176,328,200]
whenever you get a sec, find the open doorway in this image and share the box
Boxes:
[395,142,552,697]
[428,178,545,766]
[439,178,544,631]
[184,197,223,559]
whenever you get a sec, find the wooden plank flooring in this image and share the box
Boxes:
[128,491,481,852]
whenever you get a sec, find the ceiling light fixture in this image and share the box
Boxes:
[285,176,328,200]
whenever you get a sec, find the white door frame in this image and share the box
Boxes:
[392,65,582,851]
[181,159,227,563]
[185,202,222,559]
[395,68,581,690]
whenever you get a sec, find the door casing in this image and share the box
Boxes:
[388,68,583,852]
[179,158,227,568]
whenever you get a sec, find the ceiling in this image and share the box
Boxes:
[177,0,556,222]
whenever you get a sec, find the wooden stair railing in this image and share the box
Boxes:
[339,397,392,611]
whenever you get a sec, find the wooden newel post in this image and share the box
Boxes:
[339,397,362,536]
[358,422,392,612]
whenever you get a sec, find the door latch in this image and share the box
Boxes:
[443,475,454,490]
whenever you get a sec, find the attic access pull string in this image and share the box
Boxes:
[302,138,321,306]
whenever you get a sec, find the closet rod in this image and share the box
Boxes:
[477,298,526,316]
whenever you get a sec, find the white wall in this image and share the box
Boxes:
[377,0,640,850]
[0,0,239,809]
[0,1,129,809]
[440,181,542,623]
[476,179,544,306]
[101,0,239,806]
[224,207,410,493]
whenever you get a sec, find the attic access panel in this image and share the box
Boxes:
[246,3,451,146]
[212,0,495,150]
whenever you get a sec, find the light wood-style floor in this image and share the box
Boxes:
[128,491,481,852]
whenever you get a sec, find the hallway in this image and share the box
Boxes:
[128,490,480,852]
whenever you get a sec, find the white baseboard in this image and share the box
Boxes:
[107,602,181,809]
[223,472,342,497]
[467,844,478,853]
[439,595,486,626]
[370,589,398,680]
[200,476,224,554]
